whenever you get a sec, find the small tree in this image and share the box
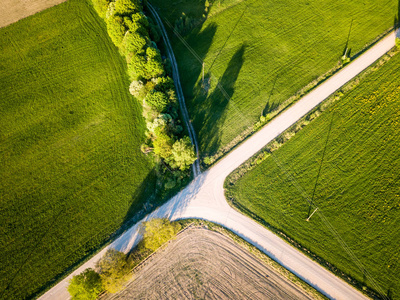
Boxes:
[68,268,103,300]
[170,137,197,171]
[142,218,181,252]
[96,249,131,293]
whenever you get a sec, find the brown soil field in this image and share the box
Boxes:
[0,0,67,28]
[105,228,315,300]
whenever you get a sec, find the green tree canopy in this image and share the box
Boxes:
[142,219,181,252]
[122,31,147,55]
[145,47,164,79]
[106,16,126,47]
[96,249,131,293]
[68,268,103,300]
[145,90,169,112]
[153,129,174,159]
[170,137,197,170]
[114,0,141,16]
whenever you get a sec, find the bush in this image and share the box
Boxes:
[96,249,132,294]
[145,90,169,112]
[142,219,181,252]
[68,269,103,300]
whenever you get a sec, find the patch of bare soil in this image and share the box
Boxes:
[0,0,67,28]
[105,228,315,300]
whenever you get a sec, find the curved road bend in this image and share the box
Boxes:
[39,28,397,300]
[147,3,201,177]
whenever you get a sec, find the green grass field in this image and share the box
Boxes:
[226,52,400,298]
[150,0,398,157]
[0,1,156,298]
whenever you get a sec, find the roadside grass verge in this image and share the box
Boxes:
[225,51,400,299]
[0,1,156,298]
[149,0,398,160]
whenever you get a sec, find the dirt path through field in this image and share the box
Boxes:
[0,0,67,28]
[104,228,314,300]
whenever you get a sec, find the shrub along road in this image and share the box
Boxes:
[40,28,397,300]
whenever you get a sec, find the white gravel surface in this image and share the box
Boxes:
[39,30,397,300]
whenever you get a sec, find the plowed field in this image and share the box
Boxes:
[0,0,66,28]
[105,228,314,299]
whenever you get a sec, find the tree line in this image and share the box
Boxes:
[93,0,196,188]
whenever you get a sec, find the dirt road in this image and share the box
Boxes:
[103,228,314,300]
[39,21,397,300]
[0,0,67,28]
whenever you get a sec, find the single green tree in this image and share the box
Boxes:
[92,0,111,19]
[145,90,169,112]
[171,137,197,171]
[68,269,103,300]
[153,129,174,160]
[142,219,181,252]
[96,249,131,293]
[145,47,164,79]
[122,31,147,55]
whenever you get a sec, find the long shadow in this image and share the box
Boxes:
[395,0,400,29]
[193,44,246,155]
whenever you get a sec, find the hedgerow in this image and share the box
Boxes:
[93,0,196,187]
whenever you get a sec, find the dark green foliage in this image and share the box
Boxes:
[153,76,174,93]
[124,12,149,34]
[0,1,155,298]
[96,249,132,293]
[142,219,181,251]
[227,53,400,298]
[145,90,169,112]
[106,15,126,47]
[68,269,103,300]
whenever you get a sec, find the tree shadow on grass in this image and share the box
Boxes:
[193,44,246,156]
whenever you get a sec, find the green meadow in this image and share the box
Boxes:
[0,0,155,298]
[150,0,398,157]
[227,52,400,298]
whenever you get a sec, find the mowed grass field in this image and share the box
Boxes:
[227,53,400,298]
[0,0,155,299]
[150,0,398,157]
